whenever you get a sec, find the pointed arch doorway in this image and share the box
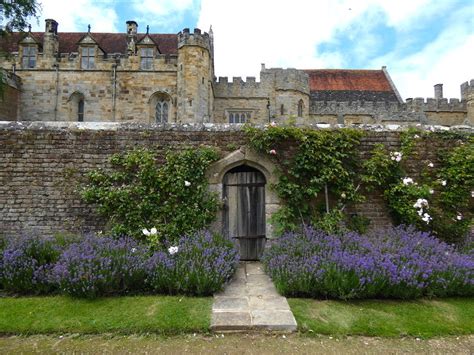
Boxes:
[223,165,266,260]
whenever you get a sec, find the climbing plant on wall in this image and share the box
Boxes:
[246,124,473,243]
[362,128,473,243]
[245,125,366,234]
[81,147,220,245]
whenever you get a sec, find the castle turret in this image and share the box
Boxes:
[177,28,213,123]
[461,80,474,125]
[43,19,58,60]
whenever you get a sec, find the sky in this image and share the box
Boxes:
[26,0,473,100]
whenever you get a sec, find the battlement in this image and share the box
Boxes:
[405,97,466,111]
[214,76,265,97]
[461,79,474,100]
[311,98,467,115]
[177,28,211,51]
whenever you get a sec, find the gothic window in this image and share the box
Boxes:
[78,99,84,122]
[81,47,95,69]
[140,47,154,70]
[298,99,304,117]
[69,92,85,122]
[21,46,37,68]
[228,111,251,124]
[155,100,169,123]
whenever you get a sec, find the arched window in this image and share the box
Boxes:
[78,99,84,122]
[155,100,169,123]
[149,92,172,123]
[68,92,85,122]
[298,99,304,117]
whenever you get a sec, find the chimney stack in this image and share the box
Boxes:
[434,83,443,99]
[43,19,58,59]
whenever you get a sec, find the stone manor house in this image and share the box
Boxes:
[0,19,473,125]
[0,19,473,259]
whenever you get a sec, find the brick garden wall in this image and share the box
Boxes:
[0,122,470,237]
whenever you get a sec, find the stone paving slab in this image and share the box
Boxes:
[211,262,297,333]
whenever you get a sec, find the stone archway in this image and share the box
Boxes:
[206,146,280,242]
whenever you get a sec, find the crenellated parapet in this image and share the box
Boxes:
[214,76,266,97]
[310,95,469,125]
[405,97,466,112]
[177,28,212,52]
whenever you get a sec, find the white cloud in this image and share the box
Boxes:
[370,5,474,99]
[29,0,119,32]
[132,0,200,32]
[198,0,472,100]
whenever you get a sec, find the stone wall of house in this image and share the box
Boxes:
[213,66,311,123]
[0,122,472,238]
[13,68,178,122]
[0,70,21,121]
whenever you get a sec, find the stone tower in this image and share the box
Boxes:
[461,80,474,125]
[177,28,213,123]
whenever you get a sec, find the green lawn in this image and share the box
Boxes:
[289,297,474,338]
[1,296,473,337]
[0,296,212,335]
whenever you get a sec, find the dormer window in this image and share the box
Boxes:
[21,46,37,68]
[140,47,154,70]
[81,47,95,69]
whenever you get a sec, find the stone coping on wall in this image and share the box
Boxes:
[0,121,473,133]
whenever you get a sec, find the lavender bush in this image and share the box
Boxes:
[263,226,474,299]
[0,235,61,294]
[146,230,239,295]
[53,235,149,298]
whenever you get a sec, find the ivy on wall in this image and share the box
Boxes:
[245,125,366,234]
[246,125,473,242]
[81,147,220,245]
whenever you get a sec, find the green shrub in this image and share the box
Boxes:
[81,147,220,245]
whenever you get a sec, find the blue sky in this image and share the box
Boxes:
[28,0,473,99]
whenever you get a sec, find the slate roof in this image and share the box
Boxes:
[0,32,178,55]
[304,69,400,102]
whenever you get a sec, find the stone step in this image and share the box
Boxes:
[211,262,297,333]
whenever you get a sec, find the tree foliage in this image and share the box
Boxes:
[1,0,39,35]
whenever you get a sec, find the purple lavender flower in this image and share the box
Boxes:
[263,225,474,299]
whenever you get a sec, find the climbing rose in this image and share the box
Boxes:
[168,246,179,255]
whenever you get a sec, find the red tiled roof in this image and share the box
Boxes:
[0,32,178,55]
[304,69,393,92]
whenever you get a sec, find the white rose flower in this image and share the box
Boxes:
[150,227,157,235]
[168,246,179,255]
[184,180,191,187]
[142,228,151,236]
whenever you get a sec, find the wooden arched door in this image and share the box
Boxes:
[223,165,266,260]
